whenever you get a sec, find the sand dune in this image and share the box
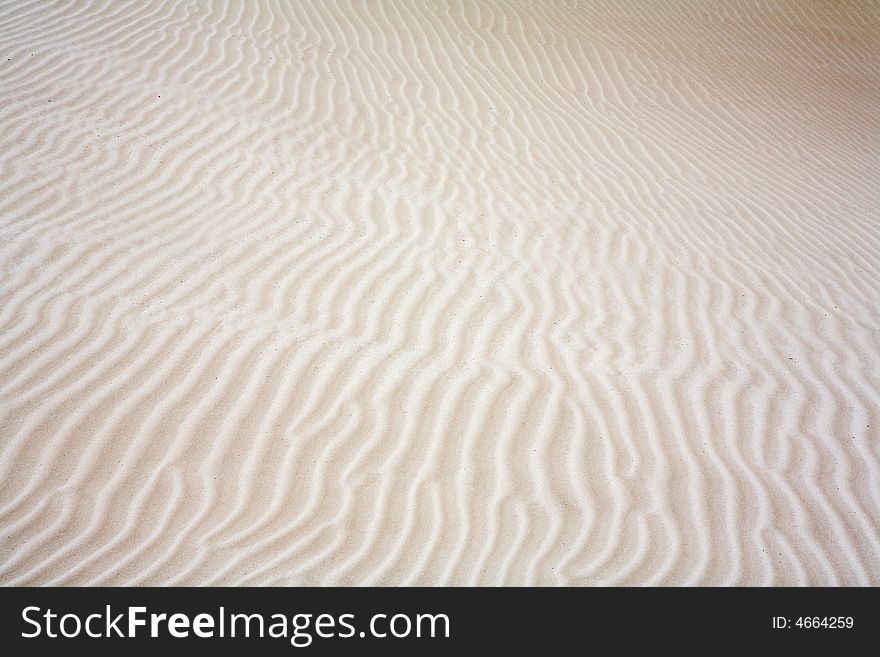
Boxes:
[1,0,878,585]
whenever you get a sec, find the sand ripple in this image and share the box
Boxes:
[1,0,879,585]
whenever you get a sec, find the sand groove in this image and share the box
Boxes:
[1,0,879,585]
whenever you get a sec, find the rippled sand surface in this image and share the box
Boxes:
[1,0,879,585]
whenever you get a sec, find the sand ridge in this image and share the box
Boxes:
[0,0,878,585]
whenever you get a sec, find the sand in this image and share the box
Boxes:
[1,0,878,586]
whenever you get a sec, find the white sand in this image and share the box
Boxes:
[1,0,878,585]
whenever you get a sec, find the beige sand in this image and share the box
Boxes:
[1,0,878,585]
